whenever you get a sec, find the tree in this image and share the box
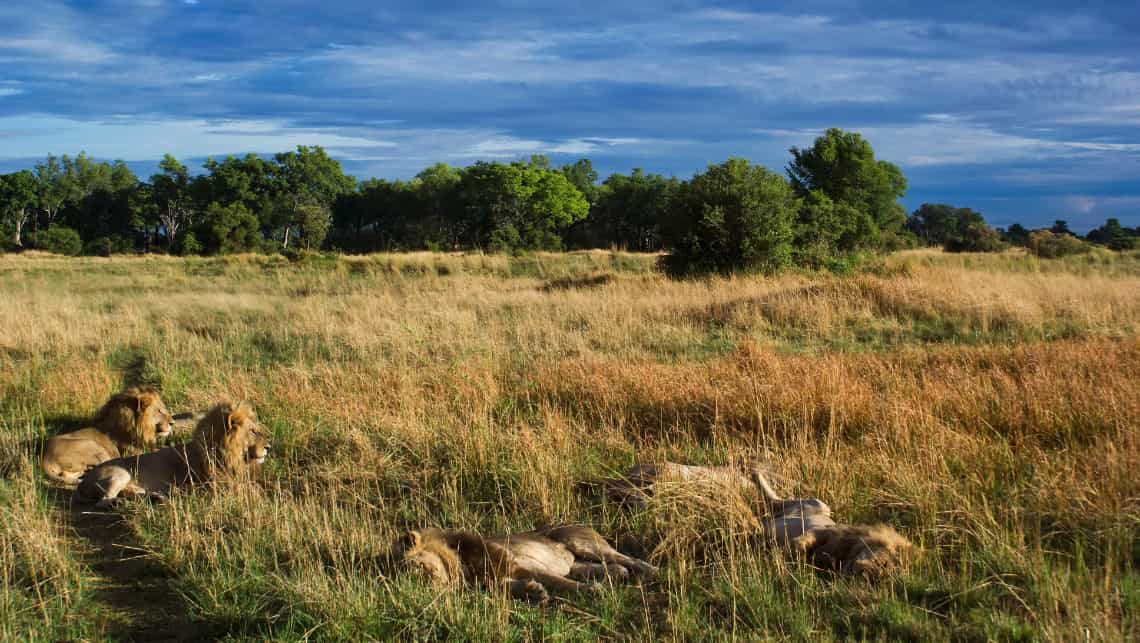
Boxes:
[296,202,332,250]
[661,158,795,275]
[944,222,1006,253]
[1086,218,1137,251]
[151,154,195,250]
[34,155,69,234]
[272,146,355,248]
[578,169,676,251]
[0,170,38,246]
[413,164,462,248]
[458,161,589,251]
[787,128,907,248]
[905,203,986,246]
[198,202,262,254]
[1003,223,1031,247]
[1050,220,1073,235]
[560,159,599,206]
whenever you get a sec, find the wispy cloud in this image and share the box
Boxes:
[0,1,1136,226]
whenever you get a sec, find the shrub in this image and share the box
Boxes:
[1027,230,1090,258]
[83,235,133,257]
[944,222,1007,253]
[34,226,82,256]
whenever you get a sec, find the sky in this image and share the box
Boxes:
[1,1,1138,231]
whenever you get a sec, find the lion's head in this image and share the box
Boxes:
[390,528,463,585]
[94,386,175,450]
[190,401,269,478]
[795,524,912,576]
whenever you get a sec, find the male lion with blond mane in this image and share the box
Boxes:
[750,469,912,576]
[600,461,913,576]
[42,386,176,485]
[75,401,269,508]
[391,525,657,602]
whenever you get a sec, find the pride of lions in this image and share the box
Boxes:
[42,386,914,602]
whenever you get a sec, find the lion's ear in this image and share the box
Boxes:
[404,530,422,549]
[226,408,241,433]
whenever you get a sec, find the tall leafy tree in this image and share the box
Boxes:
[787,128,907,248]
[0,170,38,246]
[271,146,355,248]
[34,154,69,234]
[560,159,599,206]
[458,161,589,251]
[580,168,676,251]
[413,163,462,248]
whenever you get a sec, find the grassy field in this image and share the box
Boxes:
[1,248,1138,641]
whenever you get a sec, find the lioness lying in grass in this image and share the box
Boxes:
[391,524,657,602]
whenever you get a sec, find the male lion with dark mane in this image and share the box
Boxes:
[75,401,269,508]
[391,525,657,602]
[42,386,175,485]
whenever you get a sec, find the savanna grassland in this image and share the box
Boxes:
[1,248,1138,641]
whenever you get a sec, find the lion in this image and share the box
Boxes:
[74,401,269,509]
[750,470,912,576]
[598,461,764,507]
[41,386,176,485]
[391,524,657,602]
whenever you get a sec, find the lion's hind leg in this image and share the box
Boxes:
[89,468,148,509]
[569,561,630,582]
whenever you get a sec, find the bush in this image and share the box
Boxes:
[661,158,795,275]
[34,226,83,256]
[944,222,1007,253]
[83,235,133,257]
[1027,230,1090,258]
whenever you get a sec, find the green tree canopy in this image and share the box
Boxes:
[787,128,907,247]
[0,170,38,246]
[458,161,589,251]
[662,158,795,275]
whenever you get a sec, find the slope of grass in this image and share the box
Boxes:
[1,248,1137,640]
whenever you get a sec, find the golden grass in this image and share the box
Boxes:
[0,249,1137,640]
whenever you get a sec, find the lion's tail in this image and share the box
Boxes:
[747,466,783,505]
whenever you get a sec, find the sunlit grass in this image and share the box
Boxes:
[1,248,1137,640]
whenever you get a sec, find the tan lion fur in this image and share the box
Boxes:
[74,401,269,508]
[601,461,764,507]
[751,470,912,576]
[391,525,656,602]
[791,523,913,577]
[41,386,175,485]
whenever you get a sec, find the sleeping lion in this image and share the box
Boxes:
[75,400,269,508]
[42,386,176,485]
[391,524,657,602]
[750,469,913,576]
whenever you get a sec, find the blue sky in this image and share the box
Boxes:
[1,1,1138,231]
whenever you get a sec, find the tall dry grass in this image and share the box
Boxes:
[0,249,1137,640]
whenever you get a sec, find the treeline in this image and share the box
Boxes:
[906,204,1139,257]
[1,128,1135,271]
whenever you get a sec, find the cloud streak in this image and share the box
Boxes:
[0,0,1136,229]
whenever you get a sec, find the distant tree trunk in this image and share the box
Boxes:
[12,208,27,246]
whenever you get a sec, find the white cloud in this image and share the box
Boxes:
[752,115,1140,169]
[0,114,394,161]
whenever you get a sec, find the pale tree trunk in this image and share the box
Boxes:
[12,207,28,246]
[282,225,291,249]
